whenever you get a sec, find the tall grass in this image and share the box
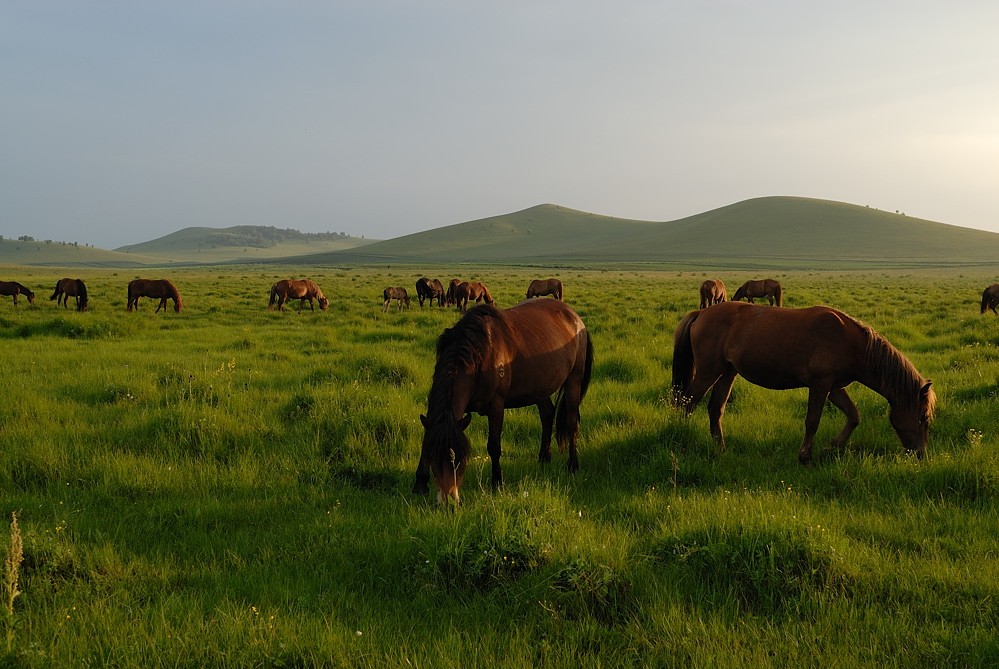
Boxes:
[0,265,996,666]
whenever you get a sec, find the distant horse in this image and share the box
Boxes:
[445,278,462,307]
[699,279,727,309]
[981,284,999,314]
[526,278,563,301]
[50,278,88,311]
[412,299,594,503]
[415,277,445,307]
[454,281,494,311]
[269,279,328,312]
[127,279,183,313]
[383,287,411,311]
[0,282,35,306]
[672,301,934,464]
[733,278,783,306]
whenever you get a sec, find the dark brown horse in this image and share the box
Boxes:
[415,277,445,307]
[454,281,494,311]
[413,299,593,503]
[127,279,183,313]
[0,282,35,306]
[50,278,88,311]
[445,278,462,307]
[383,287,411,311]
[269,279,328,312]
[699,279,727,309]
[672,301,935,464]
[981,284,999,314]
[526,278,563,301]
[732,279,783,306]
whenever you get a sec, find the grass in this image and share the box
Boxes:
[0,264,997,666]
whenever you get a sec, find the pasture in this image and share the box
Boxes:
[0,265,998,667]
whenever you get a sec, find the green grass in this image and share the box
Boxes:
[0,265,997,666]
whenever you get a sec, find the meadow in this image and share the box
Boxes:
[0,265,997,667]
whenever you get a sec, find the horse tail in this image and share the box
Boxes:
[671,310,700,404]
[269,283,278,309]
[50,281,61,301]
[982,289,990,314]
[555,330,594,452]
[772,283,783,307]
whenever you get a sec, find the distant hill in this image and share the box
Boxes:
[0,238,162,267]
[302,197,999,269]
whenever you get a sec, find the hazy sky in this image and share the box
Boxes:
[3,1,998,249]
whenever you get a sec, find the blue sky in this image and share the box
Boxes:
[3,1,998,249]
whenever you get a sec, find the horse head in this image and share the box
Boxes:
[419,412,472,504]
[318,295,329,310]
[888,381,935,458]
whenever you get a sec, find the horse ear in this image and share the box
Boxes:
[458,413,472,430]
[922,381,933,393]
[420,414,429,428]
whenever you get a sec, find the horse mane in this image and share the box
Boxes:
[424,305,505,470]
[863,323,936,421]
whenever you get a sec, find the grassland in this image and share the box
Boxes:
[0,265,998,667]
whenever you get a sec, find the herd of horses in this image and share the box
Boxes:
[13,268,998,505]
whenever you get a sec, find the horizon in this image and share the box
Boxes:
[4,3,998,249]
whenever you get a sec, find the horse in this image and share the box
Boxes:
[732,279,783,306]
[415,277,445,307]
[526,278,563,301]
[126,279,183,313]
[0,282,35,306]
[412,299,594,503]
[445,278,462,307]
[454,281,494,311]
[672,301,935,464]
[49,278,88,311]
[269,279,328,312]
[981,284,999,314]
[383,287,411,311]
[699,279,727,309]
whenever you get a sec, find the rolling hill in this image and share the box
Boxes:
[5,197,999,269]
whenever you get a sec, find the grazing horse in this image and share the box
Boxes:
[415,277,445,307]
[412,299,594,503]
[383,287,411,311]
[699,279,727,309]
[127,279,183,313]
[0,282,35,306]
[981,284,999,314]
[50,278,88,311]
[445,278,462,307]
[672,301,935,464]
[733,279,783,307]
[526,278,563,301]
[454,281,494,311]
[269,279,328,312]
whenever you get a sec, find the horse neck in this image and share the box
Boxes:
[860,334,920,409]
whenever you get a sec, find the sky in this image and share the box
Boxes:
[3,1,998,250]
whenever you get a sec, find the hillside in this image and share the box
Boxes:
[305,197,999,269]
[0,238,162,267]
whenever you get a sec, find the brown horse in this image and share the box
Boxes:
[699,279,727,309]
[50,278,88,311]
[445,278,462,307]
[732,279,783,306]
[454,281,494,311]
[412,299,594,503]
[0,282,35,306]
[127,279,183,313]
[269,279,328,312]
[415,277,445,307]
[383,287,411,311]
[526,278,563,300]
[981,284,999,314]
[672,301,935,464]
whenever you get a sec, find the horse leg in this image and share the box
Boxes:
[486,409,505,490]
[799,387,831,464]
[536,397,555,464]
[827,387,860,449]
[706,370,737,451]
[383,298,390,312]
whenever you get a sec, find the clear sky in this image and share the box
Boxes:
[3,1,998,249]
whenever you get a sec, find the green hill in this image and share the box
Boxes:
[0,238,162,267]
[306,197,999,269]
